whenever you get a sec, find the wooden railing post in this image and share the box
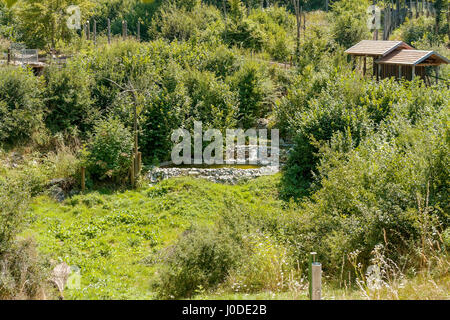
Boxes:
[130,157,135,188]
[81,167,86,193]
[309,252,322,300]
[93,20,97,45]
[107,18,111,44]
[137,22,141,42]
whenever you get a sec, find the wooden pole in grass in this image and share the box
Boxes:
[107,18,111,44]
[137,152,142,175]
[122,20,127,40]
[309,252,322,300]
[93,20,97,45]
[130,158,135,188]
[363,56,367,76]
[137,22,141,42]
[7,48,10,65]
[81,167,86,192]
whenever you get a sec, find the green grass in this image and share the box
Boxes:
[24,174,449,300]
[25,175,286,300]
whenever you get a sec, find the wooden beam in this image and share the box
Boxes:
[107,18,111,44]
[363,56,367,76]
[436,66,439,84]
[93,20,97,45]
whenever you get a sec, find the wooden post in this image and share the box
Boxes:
[396,0,400,27]
[137,22,141,42]
[409,0,413,18]
[7,48,10,65]
[416,0,419,18]
[309,252,321,300]
[311,263,322,300]
[398,65,402,79]
[293,0,301,58]
[412,65,416,79]
[377,62,381,81]
[107,18,111,44]
[363,56,367,76]
[303,11,306,39]
[130,158,135,188]
[87,21,90,40]
[137,152,142,175]
[325,0,329,12]
[93,20,97,45]
[435,66,439,85]
[81,167,86,192]
[122,21,126,40]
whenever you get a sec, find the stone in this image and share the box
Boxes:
[50,186,66,203]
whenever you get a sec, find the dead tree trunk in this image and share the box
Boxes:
[292,0,301,58]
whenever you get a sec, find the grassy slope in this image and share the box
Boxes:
[26,175,286,300]
[25,175,449,300]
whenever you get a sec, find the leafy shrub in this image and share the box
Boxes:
[0,175,47,299]
[331,0,370,48]
[82,118,133,181]
[223,0,265,50]
[228,60,274,128]
[155,221,244,299]
[280,74,449,199]
[0,67,44,147]
[184,69,238,130]
[225,232,297,293]
[44,63,97,135]
[393,15,448,46]
[140,71,190,162]
[281,73,372,198]
[149,2,223,42]
[248,6,295,61]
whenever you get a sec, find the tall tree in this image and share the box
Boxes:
[16,0,94,51]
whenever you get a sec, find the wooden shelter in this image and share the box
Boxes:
[345,40,449,83]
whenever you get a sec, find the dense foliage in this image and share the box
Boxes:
[0,0,449,300]
[82,118,133,181]
[0,67,44,147]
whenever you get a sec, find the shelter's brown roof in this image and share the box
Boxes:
[376,50,450,66]
[345,40,414,57]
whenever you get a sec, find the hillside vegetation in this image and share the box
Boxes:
[0,0,449,300]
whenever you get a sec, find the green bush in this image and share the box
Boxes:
[228,60,274,128]
[155,221,244,299]
[140,66,190,162]
[0,175,47,299]
[248,6,295,61]
[149,2,223,42]
[184,69,238,130]
[331,0,370,48]
[280,73,372,198]
[0,67,44,147]
[82,118,133,182]
[44,63,97,135]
